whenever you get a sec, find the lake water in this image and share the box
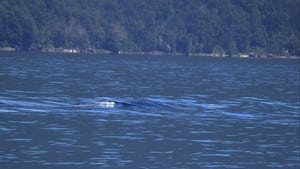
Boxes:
[0,52,299,168]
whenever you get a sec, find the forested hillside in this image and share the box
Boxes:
[0,0,299,56]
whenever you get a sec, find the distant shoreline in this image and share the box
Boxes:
[0,49,299,59]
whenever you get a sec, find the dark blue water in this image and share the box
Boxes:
[0,52,299,168]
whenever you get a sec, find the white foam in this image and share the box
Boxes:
[94,101,116,108]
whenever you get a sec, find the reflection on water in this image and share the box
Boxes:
[0,53,299,168]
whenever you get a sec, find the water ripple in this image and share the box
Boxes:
[0,55,299,168]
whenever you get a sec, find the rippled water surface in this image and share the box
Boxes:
[0,52,299,168]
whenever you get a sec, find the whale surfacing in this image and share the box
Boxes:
[91,99,170,110]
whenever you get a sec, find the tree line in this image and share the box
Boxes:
[0,0,299,56]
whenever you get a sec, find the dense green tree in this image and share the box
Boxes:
[0,0,299,56]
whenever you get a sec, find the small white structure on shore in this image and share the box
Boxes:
[63,49,79,53]
[239,54,249,58]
